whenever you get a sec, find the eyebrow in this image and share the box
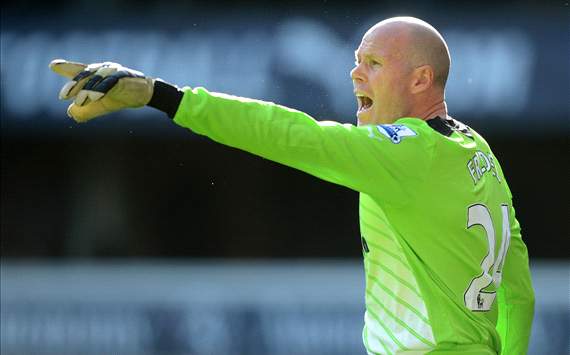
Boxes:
[354,50,382,63]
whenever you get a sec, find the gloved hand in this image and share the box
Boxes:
[49,59,154,122]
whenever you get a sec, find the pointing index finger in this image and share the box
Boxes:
[49,59,87,79]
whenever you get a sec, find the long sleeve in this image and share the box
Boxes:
[495,206,535,354]
[172,87,434,207]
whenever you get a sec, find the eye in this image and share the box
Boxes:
[370,59,381,67]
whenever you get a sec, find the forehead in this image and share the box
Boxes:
[355,26,405,60]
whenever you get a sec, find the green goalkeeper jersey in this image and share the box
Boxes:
[172,87,535,355]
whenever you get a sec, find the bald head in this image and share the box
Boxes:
[352,17,451,124]
[366,17,450,89]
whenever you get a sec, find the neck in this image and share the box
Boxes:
[409,97,447,121]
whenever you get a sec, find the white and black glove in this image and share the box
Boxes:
[50,59,183,122]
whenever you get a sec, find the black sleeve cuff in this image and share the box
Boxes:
[147,79,184,119]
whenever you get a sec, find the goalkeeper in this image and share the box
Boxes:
[50,16,534,355]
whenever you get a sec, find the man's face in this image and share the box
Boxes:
[351,27,412,126]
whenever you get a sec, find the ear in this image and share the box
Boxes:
[410,65,434,94]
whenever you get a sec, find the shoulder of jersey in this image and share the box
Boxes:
[367,116,475,145]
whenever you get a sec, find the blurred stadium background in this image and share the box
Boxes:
[1,0,568,354]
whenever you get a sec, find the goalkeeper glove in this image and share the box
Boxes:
[49,59,155,122]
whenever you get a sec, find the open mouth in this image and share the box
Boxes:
[356,94,374,113]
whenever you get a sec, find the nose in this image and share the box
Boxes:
[351,63,365,83]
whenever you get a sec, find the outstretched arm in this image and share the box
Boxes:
[170,86,434,204]
[51,59,434,204]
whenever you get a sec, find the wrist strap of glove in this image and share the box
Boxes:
[147,79,184,118]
